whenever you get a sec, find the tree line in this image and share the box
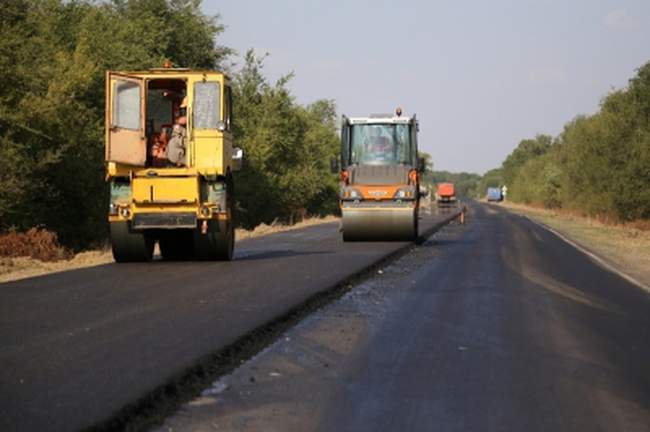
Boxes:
[0,0,339,249]
[487,61,650,221]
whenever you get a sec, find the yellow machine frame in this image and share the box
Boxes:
[105,68,239,261]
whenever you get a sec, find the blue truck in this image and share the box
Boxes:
[486,187,503,202]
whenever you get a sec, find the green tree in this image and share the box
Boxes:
[486,60,650,220]
[501,134,552,187]
[0,0,230,248]
[232,51,339,227]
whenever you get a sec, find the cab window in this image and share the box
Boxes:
[113,81,141,130]
[193,82,220,129]
[350,124,412,165]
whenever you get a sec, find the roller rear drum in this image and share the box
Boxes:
[341,206,418,241]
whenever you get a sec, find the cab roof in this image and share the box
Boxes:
[346,115,415,125]
[109,68,229,80]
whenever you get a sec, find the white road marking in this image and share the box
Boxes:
[522,215,650,294]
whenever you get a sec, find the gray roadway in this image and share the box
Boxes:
[158,203,650,432]
[0,212,456,432]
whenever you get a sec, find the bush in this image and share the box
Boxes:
[0,227,71,262]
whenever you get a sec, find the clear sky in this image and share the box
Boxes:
[203,0,650,174]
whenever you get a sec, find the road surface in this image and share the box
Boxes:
[0,212,457,432]
[158,203,650,432]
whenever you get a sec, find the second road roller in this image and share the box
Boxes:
[105,65,243,262]
[336,108,425,241]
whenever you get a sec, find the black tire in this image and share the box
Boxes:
[214,215,235,261]
[193,220,220,261]
[217,175,235,261]
[159,230,194,261]
[110,221,154,263]
[193,218,234,261]
[194,176,235,261]
[412,207,419,241]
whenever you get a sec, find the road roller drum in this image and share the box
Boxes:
[341,204,418,241]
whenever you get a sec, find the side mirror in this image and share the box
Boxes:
[417,157,426,173]
[232,147,243,171]
[330,157,340,174]
[216,121,227,132]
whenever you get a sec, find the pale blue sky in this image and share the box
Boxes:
[203,0,650,173]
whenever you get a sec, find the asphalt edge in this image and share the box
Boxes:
[84,210,462,432]
[489,202,650,294]
[521,214,650,294]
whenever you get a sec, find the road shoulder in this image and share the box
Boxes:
[497,202,650,292]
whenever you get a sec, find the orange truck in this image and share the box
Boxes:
[436,182,457,208]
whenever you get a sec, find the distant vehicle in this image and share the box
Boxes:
[486,187,503,202]
[436,182,457,208]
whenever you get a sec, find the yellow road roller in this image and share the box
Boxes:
[337,109,424,241]
[105,66,242,262]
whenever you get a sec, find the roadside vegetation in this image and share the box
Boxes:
[0,228,70,262]
[487,61,650,222]
[0,0,339,255]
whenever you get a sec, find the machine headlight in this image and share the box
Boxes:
[200,205,212,217]
[342,188,362,200]
[394,188,415,199]
[109,203,118,216]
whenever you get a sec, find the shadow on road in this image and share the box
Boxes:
[237,250,334,261]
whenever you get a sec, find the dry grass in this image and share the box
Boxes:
[0,217,340,284]
[501,202,650,289]
[0,249,114,284]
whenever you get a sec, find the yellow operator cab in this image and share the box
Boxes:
[105,67,243,262]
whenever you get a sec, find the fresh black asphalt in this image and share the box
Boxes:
[318,204,650,431]
[0,213,456,432]
[157,203,650,432]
